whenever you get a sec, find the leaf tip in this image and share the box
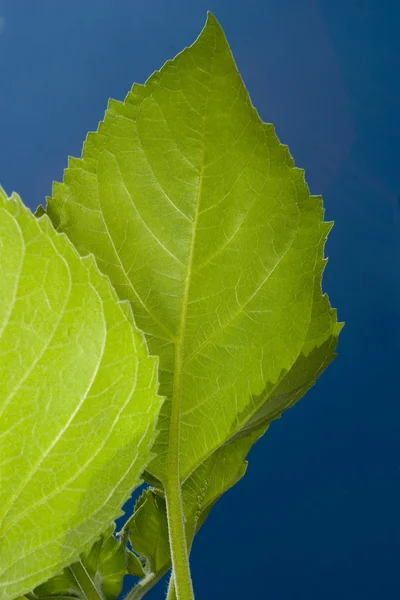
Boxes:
[205,11,219,25]
[203,11,225,37]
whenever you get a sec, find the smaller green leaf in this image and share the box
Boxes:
[29,524,129,600]
[125,551,145,579]
[124,491,170,576]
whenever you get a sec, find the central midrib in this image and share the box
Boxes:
[168,121,206,485]
[167,33,215,489]
[163,41,215,597]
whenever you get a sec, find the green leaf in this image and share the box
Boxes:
[125,490,170,576]
[45,12,342,488]
[125,551,145,580]
[29,524,129,600]
[0,189,163,600]
[44,19,343,592]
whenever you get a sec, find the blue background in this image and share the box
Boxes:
[0,1,398,598]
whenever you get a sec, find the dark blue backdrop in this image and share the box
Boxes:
[1,1,398,598]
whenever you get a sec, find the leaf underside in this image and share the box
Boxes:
[44,9,343,579]
[0,189,162,600]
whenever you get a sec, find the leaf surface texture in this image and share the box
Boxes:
[0,189,162,600]
[46,14,342,490]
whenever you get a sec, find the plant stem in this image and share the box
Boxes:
[163,109,205,600]
[124,563,171,600]
[166,575,177,600]
[124,571,161,600]
[164,182,201,600]
[165,359,195,600]
[67,561,102,600]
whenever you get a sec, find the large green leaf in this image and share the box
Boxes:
[45,13,342,488]
[0,189,162,600]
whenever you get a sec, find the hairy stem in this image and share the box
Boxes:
[166,575,177,600]
[165,344,195,600]
[164,145,204,600]
[124,568,168,600]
